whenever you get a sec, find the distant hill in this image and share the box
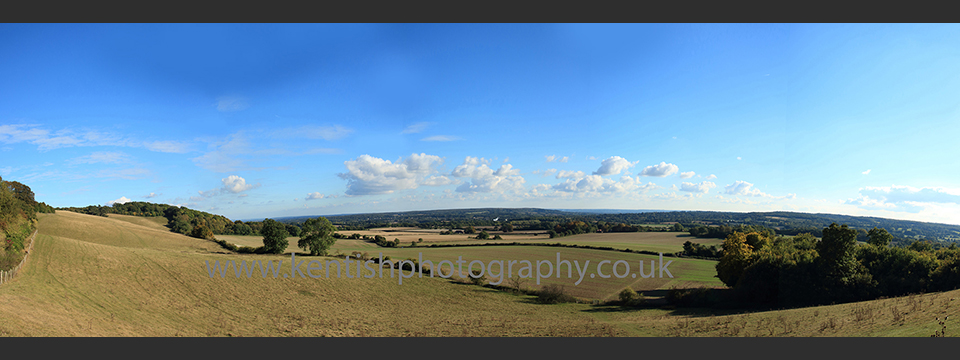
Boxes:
[277,208,960,244]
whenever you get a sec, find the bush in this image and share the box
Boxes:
[469,269,486,285]
[536,284,576,304]
[619,288,643,306]
[666,287,714,307]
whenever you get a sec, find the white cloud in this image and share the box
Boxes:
[639,162,679,177]
[545,155,569,163]
[338,153,446,195]
[862,169,871,175]
[705,174,717,180]
[106,196,131,206]
[737,157,742,160]
[69,151,132,165]
[306,192,324,200]
[221,175,260,194]
[216,96,250,112]
[144,141,191,153]
[679,171,695,179]
[143,192,160,199]
[680,181,717,194]
[451,157,526,193]
[593,156,636,176]
[638,182,660,192]
[297,125,353,140]
[556,170,585,179]
[401,122,431,134]
[724,181,767,197]
[421,135,462,142]
[859,185,960,205]
[552,175,644,194]
[421,175,457,186]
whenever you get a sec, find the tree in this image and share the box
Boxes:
[672,223,684,232]
[500,223,514,232]
[261,218,289,254]
[716,232,755,288]
[817,223,865,294]
[298,217,337,256]
[190,222,215,240]
[476,230,490,240]
[464,226,476,234]
[285,224,301,237]
[867,227,893,247]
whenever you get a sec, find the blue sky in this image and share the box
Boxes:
[3,23,960,224]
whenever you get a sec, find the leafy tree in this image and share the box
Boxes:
[716,232,755,288]
[867,227,893,247]
[261,218,289,254]
[190,222,215,240]
[908,240,935,253]
[476,230,490,240]
[285,224,301,238]
[817,223,871,296]
[464,226,476,234]
[500,223,514,232]
[672,223,684,232]
[297,217,337,256]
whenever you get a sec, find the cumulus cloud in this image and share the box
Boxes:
[451,157,526,193]
[106,196,131,206]
[680,181,717,194]
[679,171,695,179]
[221,175,259,194]
[593,156,636,176]
[338,153,446,195]
[724,181,767,197]
[705,174,717,180]
[306,192,324,200]
[552,175,644,194]
[401,122,431,134]
[639,162,679,177]
[556,170,585,179]
[722,181,795,200]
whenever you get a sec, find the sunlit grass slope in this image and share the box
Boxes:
[0,212,623,336]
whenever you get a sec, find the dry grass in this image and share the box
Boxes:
[0,212,626,336]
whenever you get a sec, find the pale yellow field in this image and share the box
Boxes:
[4,211,958,337]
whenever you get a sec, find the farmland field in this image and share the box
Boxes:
[4,211,959,337]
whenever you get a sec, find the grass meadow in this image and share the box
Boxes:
[2,211,958,337]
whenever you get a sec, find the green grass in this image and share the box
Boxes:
[367,245,723,301]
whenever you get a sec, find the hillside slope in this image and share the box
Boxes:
[0,211,622,336]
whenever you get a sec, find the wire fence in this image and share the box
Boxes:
[0,229,38,286]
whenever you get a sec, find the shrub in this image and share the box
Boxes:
[536,284,576,304]
[619,288,641,306]
[470,269,486,286]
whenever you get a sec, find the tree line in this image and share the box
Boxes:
[715,223,960,307]
[1,176,53,270]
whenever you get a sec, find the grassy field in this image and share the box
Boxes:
[367,246,723,301]
[0,211,623,336]
[4,210,959,337]
[420,232,723,254]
